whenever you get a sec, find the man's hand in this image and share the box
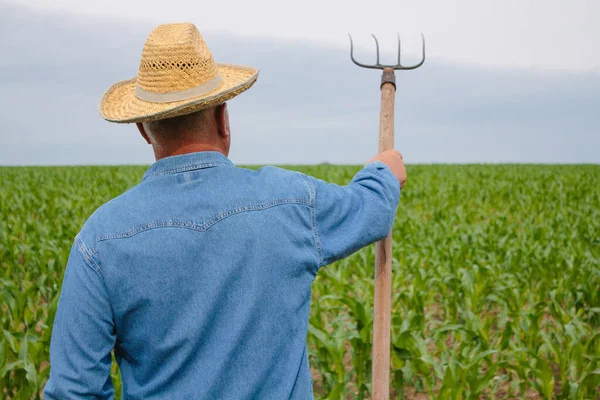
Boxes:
[367,150,407,188]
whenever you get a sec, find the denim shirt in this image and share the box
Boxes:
[44,151,400,400]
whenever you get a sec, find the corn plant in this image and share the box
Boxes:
[1,164,599,399]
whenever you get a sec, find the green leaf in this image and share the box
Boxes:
[499,321,512,350]
[23,361,37,386]
[18,336,29,362]
[0,360,24,378]
[393,347,413,360]
[3,330,18,354]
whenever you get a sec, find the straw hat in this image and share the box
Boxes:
[100,23,259,123]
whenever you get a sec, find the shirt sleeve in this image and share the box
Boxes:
[300,160,401,267]
[43,235,116,400]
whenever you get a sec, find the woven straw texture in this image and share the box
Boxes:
[100,23,259,123]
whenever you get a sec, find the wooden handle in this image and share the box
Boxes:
[372,68,396,400]
[377,71,396,153]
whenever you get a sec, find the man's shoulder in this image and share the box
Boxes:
[235,165,312,201]
[75,181,147,245]
[239,165,301,179]
[75,166,312,246]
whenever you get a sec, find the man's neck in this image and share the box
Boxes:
[154,143,227,161]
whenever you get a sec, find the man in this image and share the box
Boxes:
[44,23,406,399]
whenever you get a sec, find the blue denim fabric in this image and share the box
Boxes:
[43,151,400,399]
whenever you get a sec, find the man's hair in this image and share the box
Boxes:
[143,107,215,140]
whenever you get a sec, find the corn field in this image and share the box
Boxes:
[1,164,599,399]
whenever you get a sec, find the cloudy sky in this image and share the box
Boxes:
[1,0,598,165]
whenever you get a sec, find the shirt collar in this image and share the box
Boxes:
[142,151,235,181]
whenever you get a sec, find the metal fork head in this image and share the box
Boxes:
[349,33,425,70]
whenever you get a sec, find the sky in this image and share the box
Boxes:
[0,0,599,165]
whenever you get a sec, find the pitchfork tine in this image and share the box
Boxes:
[348,33,426,70]
[412,34,426,69]
[412,33,426,69]
[371,34,380,66]
[397,33,401,66]
[349,34,378,70]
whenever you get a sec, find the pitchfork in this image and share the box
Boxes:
[348,33,425,400]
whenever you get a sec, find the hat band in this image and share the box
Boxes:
[135,73,223,103]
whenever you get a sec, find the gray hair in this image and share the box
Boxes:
[143,107,215,140]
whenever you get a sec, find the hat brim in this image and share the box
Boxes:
[99,63,259,123]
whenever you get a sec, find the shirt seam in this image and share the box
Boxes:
[144,161,234,179]
[74,234,103,278]
[298,173,324,267]
[74,234,116,326]
[96,198,311,242]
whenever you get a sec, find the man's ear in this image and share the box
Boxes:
[215,103,230,139]
[136,123,152,144]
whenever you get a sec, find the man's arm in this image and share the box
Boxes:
[43,235,116,400]
[300,151,404,267]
